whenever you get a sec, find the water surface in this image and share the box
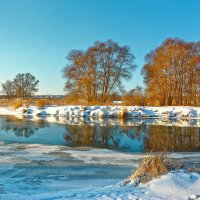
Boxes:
[0,115,200,152]
[0,115,200,199]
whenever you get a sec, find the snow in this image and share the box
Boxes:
[1,107,200,199]
[141,171,200,200]
[0,142,200,199]
[61,148,200,166]
[64,149,145,166]
[2,105,200,120]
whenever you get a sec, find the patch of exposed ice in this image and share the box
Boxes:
[64,149,146,166]
[169,152,200,159]
[63,148,200,166]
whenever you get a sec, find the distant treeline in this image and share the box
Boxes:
[0,95,64,99]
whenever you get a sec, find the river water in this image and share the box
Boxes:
[0,115,200,152]
[0,115,200,199]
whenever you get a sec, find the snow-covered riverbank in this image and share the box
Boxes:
[1,105,200,119]
[0,142,200,200]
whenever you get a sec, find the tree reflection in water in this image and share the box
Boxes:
[63,119,200,152]
[64,124,146,151]
[145,125,200,152]
[1,115,50,138]
[1,115,200,152]
[1,127,37,137]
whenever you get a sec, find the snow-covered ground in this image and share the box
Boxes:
[1,107,200,199]
[0,142,200,200]
[2,172,200,200]
[1,105,200,119]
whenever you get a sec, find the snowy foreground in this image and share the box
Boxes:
[1,105,200,119]
[2,172,200,200]
[0,142,200,200]
[1,106,200,199]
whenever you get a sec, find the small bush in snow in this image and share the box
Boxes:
[12,99,23,110]
[188,164,197,173]
[125,152,182,186]
[36,99,46,108]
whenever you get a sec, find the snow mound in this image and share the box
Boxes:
[2,105,200,120]
[1,171,199,200]
[143,171,200,200]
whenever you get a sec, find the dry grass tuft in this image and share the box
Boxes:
[35,99,47,108]
[125,153,182,186]
[188,164,197,173]
[12,99,23,110]
[0,98,34,108]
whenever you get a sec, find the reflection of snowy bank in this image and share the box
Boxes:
[2,105,200,120]
[12,114,200,127]
[0,142,200,200]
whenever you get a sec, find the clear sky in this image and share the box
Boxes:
[0,0,200,94]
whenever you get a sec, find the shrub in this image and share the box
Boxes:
[125,153,182,186]
[35,99,46,108]
[12,99,23,110]
[24,99,34,107]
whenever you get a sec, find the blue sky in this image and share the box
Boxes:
[0,0,200,94]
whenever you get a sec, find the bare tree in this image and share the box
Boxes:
[142,38,200,106]
[63,40,136,103]
[1,80,15,99]
[63,50,98,102]
[91,40,136,102]
[13,73,39,99]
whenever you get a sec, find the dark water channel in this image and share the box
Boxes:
[0,115,200,152]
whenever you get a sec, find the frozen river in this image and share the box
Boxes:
[0,115,200,199]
